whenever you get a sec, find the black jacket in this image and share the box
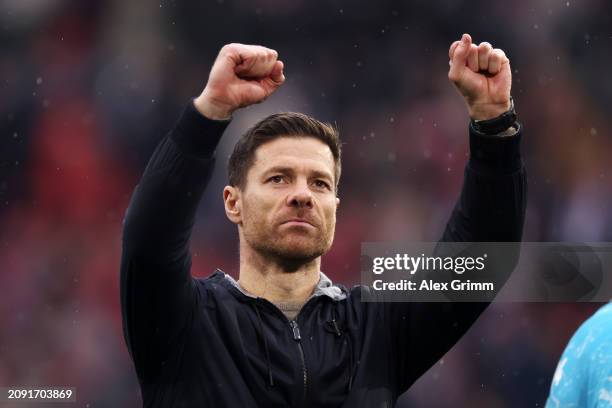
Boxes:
[120,100,526,407]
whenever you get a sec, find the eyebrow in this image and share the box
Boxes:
[262,166,334,181]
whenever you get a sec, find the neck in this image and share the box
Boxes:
[237,241,321,304]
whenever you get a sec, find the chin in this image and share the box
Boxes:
[271,237,329,261]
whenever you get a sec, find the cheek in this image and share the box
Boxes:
[321,200,338,226]
[242,194,277,225]
[328,211,337,229]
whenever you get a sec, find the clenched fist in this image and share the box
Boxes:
[194,43,286,120]
[448,34,512,120]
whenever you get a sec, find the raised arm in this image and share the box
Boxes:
[119,43,285,383]
[389,34,527,394]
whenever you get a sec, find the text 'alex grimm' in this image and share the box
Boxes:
[372,279,495,292]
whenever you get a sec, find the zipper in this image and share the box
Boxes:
[253,298,317,406]
[289,320,307,406]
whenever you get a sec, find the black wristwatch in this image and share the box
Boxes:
[470,97,517,135]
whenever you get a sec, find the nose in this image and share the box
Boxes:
[287,180,313,209]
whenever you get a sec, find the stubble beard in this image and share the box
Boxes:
[244,221,334,269]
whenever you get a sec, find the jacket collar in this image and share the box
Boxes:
[215,269,347,301]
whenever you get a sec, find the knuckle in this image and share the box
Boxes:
[221,43,239,55]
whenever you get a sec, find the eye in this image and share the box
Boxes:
[268,175,284,184]
[314,179,331,190]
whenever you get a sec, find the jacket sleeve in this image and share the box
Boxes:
[389,123,527,395]
[119,99,230,383]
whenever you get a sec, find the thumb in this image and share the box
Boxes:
[448,34,471,82]
[269,60,285,84]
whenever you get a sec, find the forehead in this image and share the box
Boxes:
[251,136,335,175]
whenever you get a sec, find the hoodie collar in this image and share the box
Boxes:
[218,269,347,301]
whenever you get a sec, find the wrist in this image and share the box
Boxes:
[194,91,233,121]
[470,97,517,135]
[468,99,511,121]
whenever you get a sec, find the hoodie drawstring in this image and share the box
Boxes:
[331,306,353,392]
[253,303,275,387]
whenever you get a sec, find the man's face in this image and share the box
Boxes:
[225,136,340,262]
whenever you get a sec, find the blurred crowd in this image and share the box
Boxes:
[1,0,610,406]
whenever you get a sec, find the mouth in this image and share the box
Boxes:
[281,218,316,228]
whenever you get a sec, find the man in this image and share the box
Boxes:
[120,33,526,407]
[546,303,612,407]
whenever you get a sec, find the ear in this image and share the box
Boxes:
[223,185,242,225]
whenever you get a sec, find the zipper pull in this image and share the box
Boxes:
[290,320,301,341]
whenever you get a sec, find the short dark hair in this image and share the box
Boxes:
[228,112,342,191]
